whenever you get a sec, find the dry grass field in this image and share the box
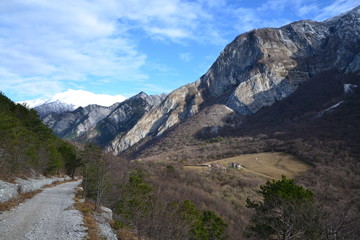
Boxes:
[185,152,312,180]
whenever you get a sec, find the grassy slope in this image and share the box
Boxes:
[185,152,311,180]
[121,70,360,239]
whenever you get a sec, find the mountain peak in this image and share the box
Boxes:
[132,91,149,99]
[108,6,360,154]
[20,89,127,109]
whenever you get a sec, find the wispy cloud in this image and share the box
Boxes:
[232,6,289,33]
[315,0,360,20]
[135,83,173,95]
[1,0,359,101]
[0,0,148,100]
[179,53,192,62]
[298,4,319,17]
[231,0,360,33]
[0,0,228,100]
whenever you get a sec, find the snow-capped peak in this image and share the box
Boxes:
[19,89,127,109]
[18,98,47,108]
[49,89,127,108]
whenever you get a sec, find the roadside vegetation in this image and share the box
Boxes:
[80,135,360,239]
[74,186,102,240]
[82,149,359,239]
[78,119,360,239]
[1,91,359,239]
[0,189,42,212]
[0,92,82,180]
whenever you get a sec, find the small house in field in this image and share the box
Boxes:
[230,162,242,169]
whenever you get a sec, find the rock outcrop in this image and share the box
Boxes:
[109,6,360,154]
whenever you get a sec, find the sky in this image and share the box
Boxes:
[1,0,359,102]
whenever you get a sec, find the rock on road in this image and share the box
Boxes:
[0,180,87,240]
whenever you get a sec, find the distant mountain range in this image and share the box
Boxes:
[35,91,166,148]
[7,7,360,239]
[19,89,127,116]
[24,6,360,158]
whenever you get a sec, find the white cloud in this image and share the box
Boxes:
[232,6,289,33]
[199,0,227,8]
[298,4,319,17]
[258,0,289,11]
[20,89,127,108]
[0,0,229,101]
[2,0,359,102]
[233,8,261,32]
[315,0,360,21]
[148,63,175,74]
[138,83,173,94]
[179,53,192,62]
[231,0,360,33]
[0,0,148,100]
[49,89,126,107]
[110,0,211,40]
[148,27,189,40]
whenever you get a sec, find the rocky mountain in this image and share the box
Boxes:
[42,103,117,139]
[42,92,166,147]
[109,6,360,155]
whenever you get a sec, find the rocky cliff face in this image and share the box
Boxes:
[42,103,118,139]
[79,92,166,147]
[42,92,166,146]
[109,6,360,154]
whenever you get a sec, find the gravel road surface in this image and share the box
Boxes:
[0,180,87,240]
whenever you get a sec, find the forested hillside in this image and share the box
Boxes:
[0,92,80,179]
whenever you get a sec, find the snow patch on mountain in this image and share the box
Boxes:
[19,89,127,109]
[34,100,77,117]
[315,101,344,118]
[344,84,357,94]
[18,98,47,108]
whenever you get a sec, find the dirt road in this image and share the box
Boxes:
[0,180,86,240]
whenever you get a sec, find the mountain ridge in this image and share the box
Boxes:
[28,6,360,157]
[108,6,360,155]
[19,89,127,113]
[40,92,166,147]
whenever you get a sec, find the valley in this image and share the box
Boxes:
[1,4,360,240]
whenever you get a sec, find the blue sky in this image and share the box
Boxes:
[1,0,359,102]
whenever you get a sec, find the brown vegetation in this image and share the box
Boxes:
[74,186,101,240]
[112,71,360,239]
[69,71,360,239]
[100,131,360,239]
[185,152,311,180]
[0,189,42,212]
